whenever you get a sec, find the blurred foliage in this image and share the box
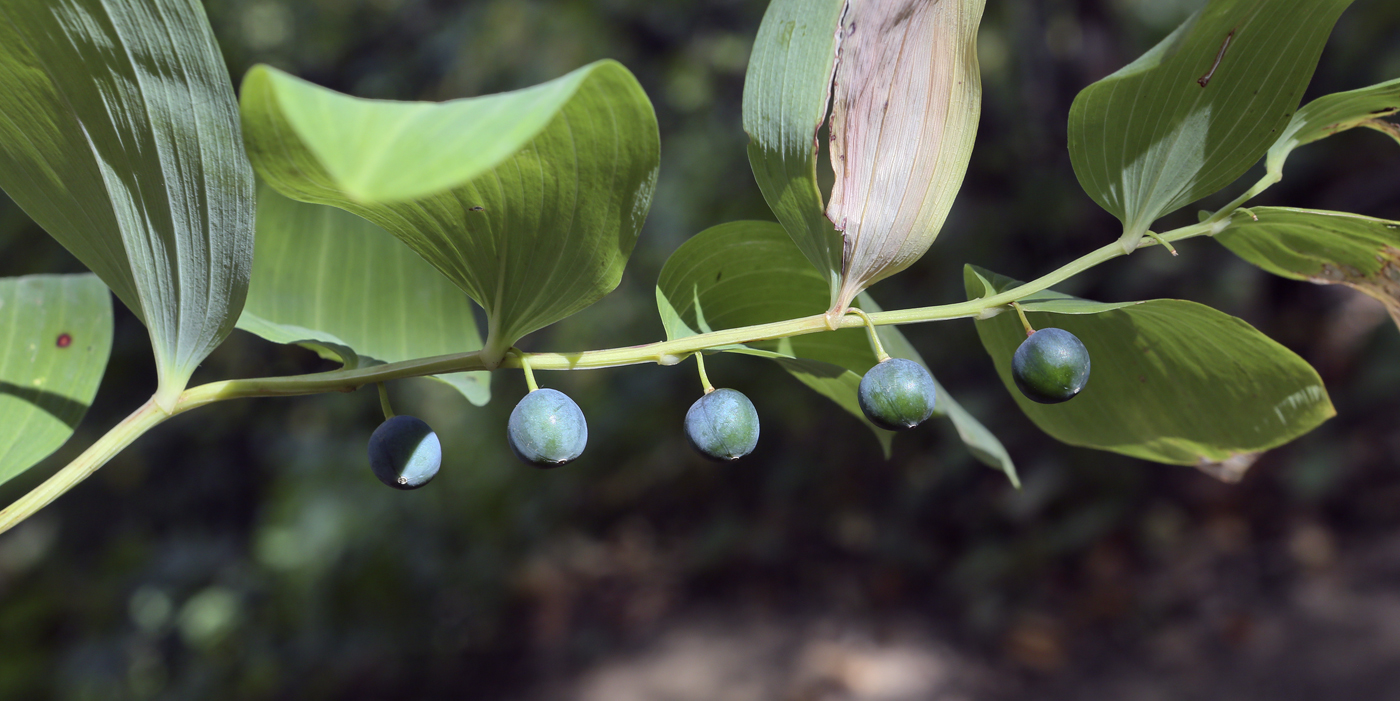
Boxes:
[0,0,1398,698]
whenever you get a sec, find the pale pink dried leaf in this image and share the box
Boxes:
[826,0,984,317]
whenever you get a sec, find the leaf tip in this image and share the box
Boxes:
[1194,452,1261,483]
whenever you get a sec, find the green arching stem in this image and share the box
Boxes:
[377,383,395,420]
[0,399,168,535]
[1207,171,1281,225]
[517,350,540,392]
[695,352,715,394]
[167,218,1213,402]
[848,308,889,362]
[0,217,1224,536]
[1012,302,1035,337]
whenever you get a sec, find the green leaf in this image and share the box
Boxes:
[1216,207,1400,329]
[238,186,489,405]
[1067,0,1353,253]
[966,265,1334,478]
[1265,77,1400,178]
[656,220,1017,483]
[742,0,846,304]
[0,274,113,487]
[241,60,659,365]
[0,0,256,410]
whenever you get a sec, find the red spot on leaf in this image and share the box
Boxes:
[56,333,72,348]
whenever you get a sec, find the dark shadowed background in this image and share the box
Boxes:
[2,0,1399,699]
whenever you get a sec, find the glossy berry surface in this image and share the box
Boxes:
[1012,327,1091,404]
[367,415,442,490]
[684,388,760,461]
[508,388,588,467]
[857,358,937,431]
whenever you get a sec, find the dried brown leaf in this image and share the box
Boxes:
[825,0,984,319]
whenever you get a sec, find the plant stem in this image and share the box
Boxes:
[1206,171,1281,224]
[1012,303,1035,337]
[174,219,1218,409]
[0,399,168,536]
[377,383,395,419]
[848,308,889,362]
[518,351,539,392]
[0,218,1224,533]
[695,352,715,394]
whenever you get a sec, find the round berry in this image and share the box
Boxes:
[508,388,588,467]
[367,415,442,489]
[1011,327,1091,404]
[684,388,760,461]
[857,358,937,430]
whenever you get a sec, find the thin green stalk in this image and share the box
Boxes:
[1206,171,1281,225]
[695,352,715,394]
[377,383,395,419]
[518,351,540,392]
[0,399,168,536]
[1144,232,1178,256]
[0,218,1225,533]
[1012,302,1035,337]
[177,220,1217,408]
[848,308,889,362]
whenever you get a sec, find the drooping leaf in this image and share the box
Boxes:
[742,0,847,304]
[966,266,1334,478]
[825,0,984,316]
[1067,0,1353,253]
[241,60,659,365]
[656,220,1017,482]
[1264,77,1400,178]
[0,0,256,410]
[238,186,490,405]
[0,274,113,487]
[1216,207,1400,329]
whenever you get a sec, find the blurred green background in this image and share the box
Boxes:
[1,0,1399,699]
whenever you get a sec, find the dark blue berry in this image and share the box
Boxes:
[858,358,937,430]
[1012,327,1091,404]
[685,388,760,461]
[368,415,442,489]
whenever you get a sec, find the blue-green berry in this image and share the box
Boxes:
[857,358,937,431]
[685,388,760,461]
[1012,327,1090,404]
[508,388,588,467]
[367,415,442,490]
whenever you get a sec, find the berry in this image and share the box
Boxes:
[508,388,588,467]
[1012,327,1091,404]
[367,415,442,489]
[857,358,937,430]
[684,388,760,461]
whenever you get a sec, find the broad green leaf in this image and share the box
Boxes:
[241,60,659,365]
[1216,207,1400,329]
[0,274,112,486]
[742,0,846,304]
[656,220,1017,482]
[0,0,256,410]
[966,266,1334,478]
[1068,0,1352,254]
[1265,77,1400,178]
[825,0,984,315]
[239,187,489,405]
